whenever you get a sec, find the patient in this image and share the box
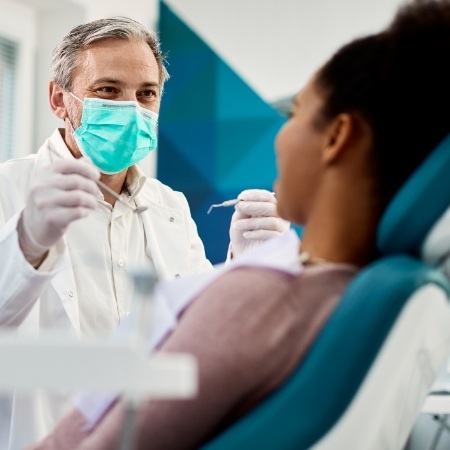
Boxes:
[30,0,450,448]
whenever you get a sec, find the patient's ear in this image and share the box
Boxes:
[321,113,354,164]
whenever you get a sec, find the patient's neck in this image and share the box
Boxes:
[299,176,381,268]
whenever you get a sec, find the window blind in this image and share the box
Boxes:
[0,36,17,163]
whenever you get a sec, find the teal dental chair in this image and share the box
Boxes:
[200,133,450,450]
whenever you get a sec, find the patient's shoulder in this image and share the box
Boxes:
[209,264,358,307]
[292,263,359,304]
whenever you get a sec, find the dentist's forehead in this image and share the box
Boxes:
[72,39,160,86]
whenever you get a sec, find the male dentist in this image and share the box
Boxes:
[0,16,289,450]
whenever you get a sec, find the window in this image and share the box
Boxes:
[0,36,18,162]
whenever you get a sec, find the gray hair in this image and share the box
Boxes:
[51,16,169,91]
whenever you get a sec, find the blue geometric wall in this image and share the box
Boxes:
[158,1,286,263]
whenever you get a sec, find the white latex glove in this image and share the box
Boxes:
[18,159,100,266]
[228,189,290,259]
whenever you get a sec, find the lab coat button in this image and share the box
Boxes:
[118,259,124,267]
[175,274,181,278]
[169,217,175,222]
[68,291,74,298]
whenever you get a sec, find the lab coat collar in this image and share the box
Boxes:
[123,165,146,200]
[47,128,75,161]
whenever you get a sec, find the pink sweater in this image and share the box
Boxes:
[30,263,357,450]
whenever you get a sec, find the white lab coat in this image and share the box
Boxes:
[0,129,213,449]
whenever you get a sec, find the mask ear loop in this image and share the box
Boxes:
[68,91,84,104]
[66,116,76,134]
[64,91,87,160]
[64,91,84,131]
[65,113,80,154]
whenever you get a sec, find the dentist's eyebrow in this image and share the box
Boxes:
[140,81,160,88]
[91,77,124,86]
[90,78,160,91]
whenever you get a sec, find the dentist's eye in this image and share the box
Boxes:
[139,89,159,102]
[96,87,117,95]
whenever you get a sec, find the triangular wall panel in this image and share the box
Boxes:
[158,1,285,263]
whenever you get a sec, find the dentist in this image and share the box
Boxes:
[0,17,288,450]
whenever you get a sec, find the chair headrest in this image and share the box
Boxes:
[422,206,450,268]
[377,132,450,258]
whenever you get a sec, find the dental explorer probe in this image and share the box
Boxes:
[207,198,241,214]
[48,146,148,215]
[207,192,276,214]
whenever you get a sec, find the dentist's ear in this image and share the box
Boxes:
[49,81,68,120]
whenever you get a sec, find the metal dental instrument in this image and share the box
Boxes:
[207,198,241,214]
[48,146,148,215]
[95,179,148,214]
[207,192,277,214]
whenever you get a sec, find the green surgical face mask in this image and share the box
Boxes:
[69,94,158,174]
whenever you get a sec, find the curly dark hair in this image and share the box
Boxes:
[315,0,450,208]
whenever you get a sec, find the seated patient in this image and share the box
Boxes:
[30,0,450,448]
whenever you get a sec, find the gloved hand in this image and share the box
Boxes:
[228,189,290,259]
[18,159,100,267]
